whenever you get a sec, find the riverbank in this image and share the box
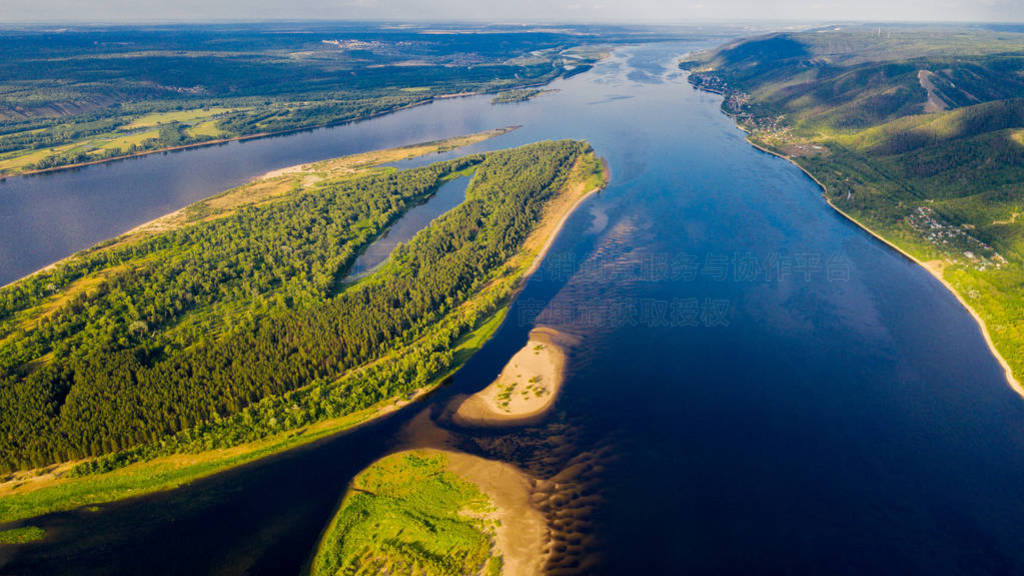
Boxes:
[0,139,608,526]
[737,120,1024,398]
[443,450,547,576]
[525,157,609,277]
[445,153,607,427]
[684,53,1024,398]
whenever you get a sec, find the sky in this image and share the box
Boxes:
[2,0,1022,24]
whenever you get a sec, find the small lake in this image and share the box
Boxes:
[4,39,1024,576]
[344,174,471,280]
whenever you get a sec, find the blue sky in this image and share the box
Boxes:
[3,0,1022,23]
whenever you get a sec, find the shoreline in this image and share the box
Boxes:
[0,144,609,525]
[733,114,1024,398]
[0,126,519,291]
[0,383,440,524]
[0,95,456,180]
[526,157,609,278]
[434,449,547,576]
[442,154,608,428]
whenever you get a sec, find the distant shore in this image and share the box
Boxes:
[1,91,482,180]
[0,74,573,181]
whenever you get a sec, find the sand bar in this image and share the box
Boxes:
[452,327,576,427]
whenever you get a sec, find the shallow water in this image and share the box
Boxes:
[3,41,1024,575]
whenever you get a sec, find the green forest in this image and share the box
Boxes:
[0,138,594,473]
[684,25,1024,382]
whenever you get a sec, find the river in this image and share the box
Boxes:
[3,40,1024,575]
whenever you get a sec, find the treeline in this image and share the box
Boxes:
[0,117,127,154]
[214,92,434,136]
[0,140,587,472]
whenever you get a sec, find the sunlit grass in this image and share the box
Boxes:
[0,526,45,544]
[310,451,498,576]
[125,107,235,129]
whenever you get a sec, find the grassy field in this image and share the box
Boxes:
[186,119,224,138]
[124,108,236,129]
[310,451,502,576]
[685,25,1024,388]
[0,106,241,175]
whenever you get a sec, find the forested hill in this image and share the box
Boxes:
[684,26,1024,129]
[683,26,1024,387]
[0,137,599,473]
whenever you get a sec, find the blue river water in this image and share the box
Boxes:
[3,41,1024,575]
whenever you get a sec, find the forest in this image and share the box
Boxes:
[684,25,1024,383]
[0,138,594,473]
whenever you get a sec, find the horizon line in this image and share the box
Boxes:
[1,18,1023,27]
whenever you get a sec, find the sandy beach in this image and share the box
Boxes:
[523,158,609,278]
[442,450,548,576]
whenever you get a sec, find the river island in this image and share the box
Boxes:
[0,129,607,526]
